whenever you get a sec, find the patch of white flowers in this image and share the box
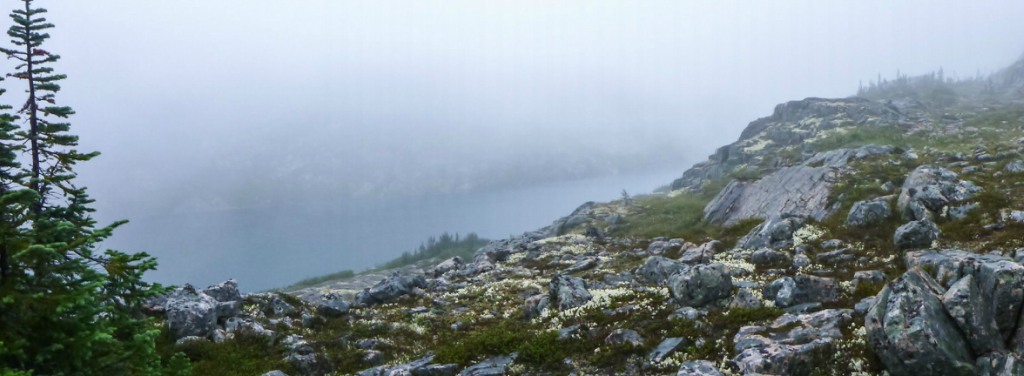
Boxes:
[651,351,687,370]
[793,224,825,246]
[505,252,527,264]
[715,251,756,273]
[537,287,669,330]
[532,234,588,246]
[559,244,593,256]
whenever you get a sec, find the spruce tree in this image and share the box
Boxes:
[0,0,94,215]
[0,1,184,374]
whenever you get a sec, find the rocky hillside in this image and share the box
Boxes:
[147,55,1024,376]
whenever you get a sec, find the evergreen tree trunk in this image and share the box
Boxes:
[23,0,40,214]
[0,242,7,284]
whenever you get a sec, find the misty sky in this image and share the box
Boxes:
[25,1,1021,217]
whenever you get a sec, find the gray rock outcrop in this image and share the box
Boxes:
[905,249,1024,339]
[763,275,841,308]
[941,275,1004,355]
[636,256,686,284]
[164,285,219,340]
[356,355,457,376]
[203,279,242,302]
[605,329,644,348]
[550,274,592,310]
[668,263,732,307]
[897,165,981,221]
[732,309,854,374]
[672,98,902,192]
[316,293,350,318]
[676,360,724,376]
[458,354,517,376]
[865,269,976,375]
[703,145,896,226]
[430,256,463,278]
[680,240,721,264]
[893,220,940,250]
[736,215,808,250]
[846,197,893,227]
[355,273,428,306]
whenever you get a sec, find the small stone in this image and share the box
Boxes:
[605,329,644,348]
[893,220,940,250]
[676,360,723,375]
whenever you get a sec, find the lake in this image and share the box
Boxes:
[97,168,684,291]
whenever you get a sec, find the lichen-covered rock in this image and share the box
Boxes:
[763,275,840,308]
[1006,160,1024,173]
[356,355,456,376]
[897,165,981,221]
[976,353,1024,376]
[865,269,976,376]
[203,279,242,302]
[668,263,732,307]
[523,293,551,319]
[473,237,524,264]
[676,360,723,376]
[816,247,856,265]
[605,329,644,347]
[905,249,1024,338]
[646,240,673,255]
[852,270,885,287]
[846,197,892,227]
[550,274,592,310]
[893,220,940,250]
[702,145,895,226]
[765,277,798,308]
[225,317,275,339]
[282,335,324,375]
[680,240,721,265]
[355,272,428,306]
[729,287,764,309]
[941,274,1004,355]
[672,97,901,193]
[948,203,980,220]
[316,293,350,318]
[636,256,687,284]
[164,285,218,340]
[458,354,517,376]
[564,257,599,273]
[648,337,686,365]
[430,256,463,278]
[750,248,792,267]
[732,309,853,375]
[736,215,808,250]
[457,261,494,278]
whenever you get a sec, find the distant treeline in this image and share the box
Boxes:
[281,232,489,291]
[377,232,489,270]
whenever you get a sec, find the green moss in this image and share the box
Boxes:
[611,188,762,249]
[434,320,532,366]
[434,319,586,372]
[518,331,582,370]
[614,193,708,239]
[177,333,292,376]
[668,306,784,362]
[809,125,908,152]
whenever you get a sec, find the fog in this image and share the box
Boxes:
[26,2,1024,289]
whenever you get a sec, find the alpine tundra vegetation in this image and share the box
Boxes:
[139,55,1024,375]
